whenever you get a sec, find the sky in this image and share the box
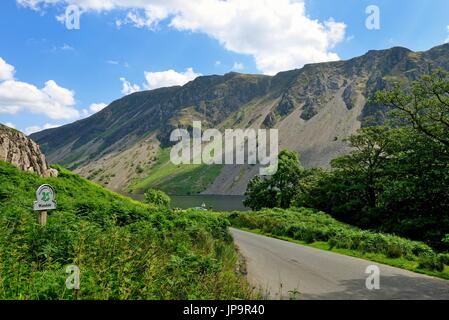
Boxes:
[1,0,449,135]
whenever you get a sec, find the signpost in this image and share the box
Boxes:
[33,184,57,226]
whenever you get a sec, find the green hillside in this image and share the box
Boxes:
[0,161,253,299]
[128,148,223,195]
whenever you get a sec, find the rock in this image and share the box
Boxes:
[0,124,58,177]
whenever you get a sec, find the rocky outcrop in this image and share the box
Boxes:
[0,124,58,177]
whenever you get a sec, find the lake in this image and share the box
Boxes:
[123,193,249,212]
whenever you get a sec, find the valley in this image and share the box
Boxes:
[30,44,449,196]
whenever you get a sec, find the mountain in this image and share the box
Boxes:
[31,43,449,195]
[0,124,58,177]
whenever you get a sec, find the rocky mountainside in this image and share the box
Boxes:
[0,124,57,177]
[30,43,449,194]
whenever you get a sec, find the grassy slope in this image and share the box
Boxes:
[0,161,253,300]
[224,208,449,280]
[128,148,223,195]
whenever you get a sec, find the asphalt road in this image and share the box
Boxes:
[230,228,449,300]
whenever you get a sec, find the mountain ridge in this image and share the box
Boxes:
[31,43,449,195]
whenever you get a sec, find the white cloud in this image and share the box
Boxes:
[232,62,244,71]
[17,0,347,75]
[0,79,79,119]
[79,102,108,118]
[24,123,61,135]
[4,122,15,129]
[0,57,79,120]
[144,68,201,90]
[119,68,200,94]
[61,43,74,51]
[116,8,168,30]
[0,58,15,81]
[120,77,141,95]
[214,60,221,67]
[89,102,107,113]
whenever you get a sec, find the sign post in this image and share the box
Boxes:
[33,184,57,226]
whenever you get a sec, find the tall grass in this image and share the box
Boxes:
[226,207,447,272]
[0,161,254,300]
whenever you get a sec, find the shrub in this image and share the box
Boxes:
[438,253,449,266]
[144,189,171,208]
[225,208,441,272]
[418,253,444,272]
[386,243,403,259]
[0,161,254,300]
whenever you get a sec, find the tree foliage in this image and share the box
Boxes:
[244,150,303,210]
[144,189,171,208]
[246,70,449,249]
[375,68,449,148]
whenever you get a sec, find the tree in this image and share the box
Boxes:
[375,68,449,149]
[331,126,391,209]
[244,150,303,210]
[144,189,171,208]
[298,70,449,248]
[243,176,277,211]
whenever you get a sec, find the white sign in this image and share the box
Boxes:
[33,184,57,211]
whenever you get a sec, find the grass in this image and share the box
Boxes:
[224,208,449,280]
[0,161,254,300]
[238,228,449,280]
[129,148,223,195]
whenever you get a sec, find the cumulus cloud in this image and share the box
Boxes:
[120,77,141,95]
[116,8,168,30]
[89,102,107,113]
[24,123,61,135]
[0,58,15,81]
[119,67,200,94]
[79,102,107,118]
[17,0,347,75]
[4,122,15,129]
[0,80,79,119]
[0,57,79,120]
[144,68,200,90]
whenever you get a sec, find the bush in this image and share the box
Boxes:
[225,207,442,272]
[418,253,445,272]
[438,253,449,266]
[0,161,254,300]
[144,189,171,208]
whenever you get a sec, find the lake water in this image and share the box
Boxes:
[123,193,249,212]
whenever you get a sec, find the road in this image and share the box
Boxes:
[230,228,449,300]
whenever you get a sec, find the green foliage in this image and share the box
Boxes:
[288,71,449,250]
[375,68,449,149]
[226,208,447,272]
[144,189,171,208]
[130,148,223,195]
[242,176,277,211]
[0,161,254,300]
[244,150,304,210]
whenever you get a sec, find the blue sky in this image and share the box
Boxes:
[1,0,449,135]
